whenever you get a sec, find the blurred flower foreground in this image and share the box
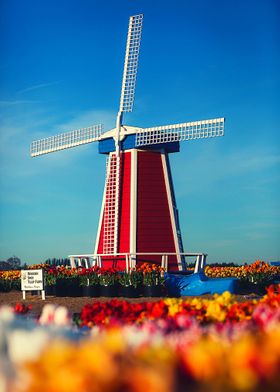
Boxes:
[0,284,280,392]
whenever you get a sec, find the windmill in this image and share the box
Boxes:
[30,14,225,271]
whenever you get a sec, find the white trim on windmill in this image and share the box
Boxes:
[94,167,107,256]
[102,153,120,255]
[161,152,183,270]
[130,149,138,256]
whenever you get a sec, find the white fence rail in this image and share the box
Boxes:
[68,252,207,274]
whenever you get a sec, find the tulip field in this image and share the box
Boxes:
[0,260,279,294]
[0,261,280,392]
[205,260,279,282]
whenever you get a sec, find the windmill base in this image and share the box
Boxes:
[95,149,185,271]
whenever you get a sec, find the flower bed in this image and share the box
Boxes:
[205,260,279,282]
[77,284,280,327]
[1,285,280,392]
[0,270,21,291]
[41,263,166,297]
[1,261,279,296]
[21,324,280,392]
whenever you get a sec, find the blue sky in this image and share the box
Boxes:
[0,0,279,264]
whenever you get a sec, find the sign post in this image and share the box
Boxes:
[21,269,45,300]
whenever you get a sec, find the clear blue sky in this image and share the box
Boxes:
[0,0,279,264]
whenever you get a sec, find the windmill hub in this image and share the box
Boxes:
[30,13,225,271]
[104,125,143,142]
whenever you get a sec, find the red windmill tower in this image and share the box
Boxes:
[30,14,225,271]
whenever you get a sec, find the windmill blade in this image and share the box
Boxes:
[135,118,225,147]
[30,124,103,157]
[119,14,143,113]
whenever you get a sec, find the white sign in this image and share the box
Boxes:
[21,269,44,291]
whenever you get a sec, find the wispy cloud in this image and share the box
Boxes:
[0,100,38,106]
[0,81,61,107]
[0,107,115,182]
[174,142,280,197]
[55,109,115,132]
[210,239,238,248]
[17,81,61,94]
[226,149,280,173]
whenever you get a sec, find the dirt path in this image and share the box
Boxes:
[0,291,166,316]
[0,290,260,317]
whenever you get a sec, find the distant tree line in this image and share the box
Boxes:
[0,256,72,271]
[0,257,244,271]
[185,262,242,268]
[45,258,71,267]
[0,256,27,271]
[208,262,244,267]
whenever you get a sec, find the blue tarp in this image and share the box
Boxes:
[270,261,280,266]
[165,272,238,296]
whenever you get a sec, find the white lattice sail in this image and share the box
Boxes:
[30,124,103,157]
[135,118,225,147]
[119,14,143,113]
